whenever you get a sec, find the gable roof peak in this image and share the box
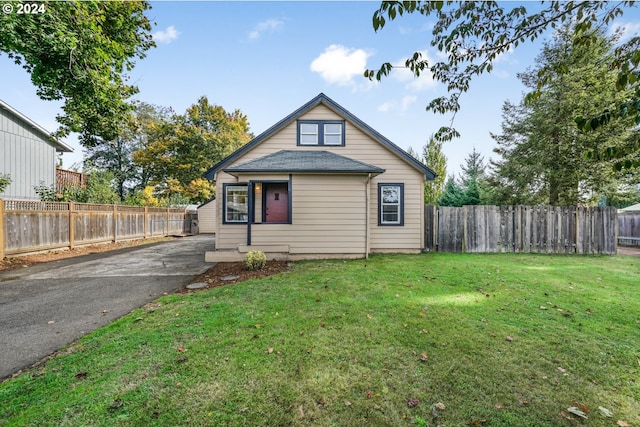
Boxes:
[204,94,436,180]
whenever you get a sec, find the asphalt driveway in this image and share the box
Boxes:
[0,234,214,380]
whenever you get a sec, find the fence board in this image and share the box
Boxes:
[618,212,640,246]
[1,199,187,256]
[425,205,617,255]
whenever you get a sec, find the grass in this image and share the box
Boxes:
[1,253,639,426]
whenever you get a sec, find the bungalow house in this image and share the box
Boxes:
[0,99,73,200]
[203,93,435,261]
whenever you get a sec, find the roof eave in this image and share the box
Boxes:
[224,168,386,177]
[0,99,74,153]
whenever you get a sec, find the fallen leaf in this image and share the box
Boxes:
[407,398,419,407]
[366,391,372,398]
[489,333,496,337]
[74,371,88,379]
[539,306,547,310]
[598,406,613,418]
[506,336,513,342]
[567,407,588,419]
[266,348,274,354]
[320,322,325,327]
[572,401,590,414]
[344,400,351,407]
[495,403,503,409]
[176,356,188,363]
[420,352,429,362]
[466,419,489,426]
[617,420,630,427]
[418,311,425,317]
[239,407,248,413]
[47,320,55,325]
[299,330,304,335]
[367,313,372,319]
[434,402,446,410]
[557,367,566,373]
[177,346,185,352]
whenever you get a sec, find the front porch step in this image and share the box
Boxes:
[205,247,290,263]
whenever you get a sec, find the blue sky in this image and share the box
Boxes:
[3,1,640,177]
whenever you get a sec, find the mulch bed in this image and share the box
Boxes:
[177,261,291,293]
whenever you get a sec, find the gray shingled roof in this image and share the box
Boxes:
[224,150,385,175]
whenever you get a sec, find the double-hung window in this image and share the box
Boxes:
[297,120,345,146]
[224,184,248,223]
[378,183,404,226]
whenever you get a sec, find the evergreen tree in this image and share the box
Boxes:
[422,136,447,205]
[489,26,639,205]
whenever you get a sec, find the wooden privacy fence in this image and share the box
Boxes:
[618,211,640,246]
[424,205,617,254]
[0,199,188,258]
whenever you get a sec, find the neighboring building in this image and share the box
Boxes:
[619,202,640,212]
[0,99,73,200]
[203,93,435,261]
[197,198,217,234]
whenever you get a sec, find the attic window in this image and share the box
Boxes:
[297,120,345,146]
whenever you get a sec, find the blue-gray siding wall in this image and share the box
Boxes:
[0,107,57,200]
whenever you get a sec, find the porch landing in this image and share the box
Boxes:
[205,245,290,263]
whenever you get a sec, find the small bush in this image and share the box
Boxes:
[245,250,267,271]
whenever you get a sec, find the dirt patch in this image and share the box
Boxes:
[0,238,171,272]
[178,261,290,293]
[617,246,640,257]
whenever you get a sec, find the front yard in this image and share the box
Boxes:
[1,253,638,426]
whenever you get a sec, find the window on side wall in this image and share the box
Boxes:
[297,120,345,146]
[223,184,248,223]
[378,183,404,226]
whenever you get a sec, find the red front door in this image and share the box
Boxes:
[264,183,289,223]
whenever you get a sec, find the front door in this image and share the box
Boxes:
[264,183,289,223]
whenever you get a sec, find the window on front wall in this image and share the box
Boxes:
[224,184,248,223]
[379,183,404,226]
[297,120,345,146]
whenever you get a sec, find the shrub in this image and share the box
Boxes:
[245,250,267,271]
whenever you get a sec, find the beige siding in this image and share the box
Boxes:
[197,199,217,234]
[214,103,425,253]
[252,175,367,254]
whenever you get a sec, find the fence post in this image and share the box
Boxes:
[144,207,148,239]
[113,204,118,243]
[0,200,5,259]
[69,202,75,250]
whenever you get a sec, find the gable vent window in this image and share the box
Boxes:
[297,120,345,146]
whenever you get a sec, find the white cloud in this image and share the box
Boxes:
[610,21,640,41]
[310,44,371,86]
[249,19,284,40]
[376,95,417,113]
[153,26,180,44]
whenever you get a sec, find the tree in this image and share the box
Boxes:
[0,174,11,193]
[84,103,172,199]
[489,27,638,206]
[438,175,464,207]
[422,136,447,204]
[366,1,640,168]
[132,96,252,203]
[0,1,155,146]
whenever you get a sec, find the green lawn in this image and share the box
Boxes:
[1,253,638,426]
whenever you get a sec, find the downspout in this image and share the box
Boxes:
[247,180,253,246]
[365,173,371,259]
